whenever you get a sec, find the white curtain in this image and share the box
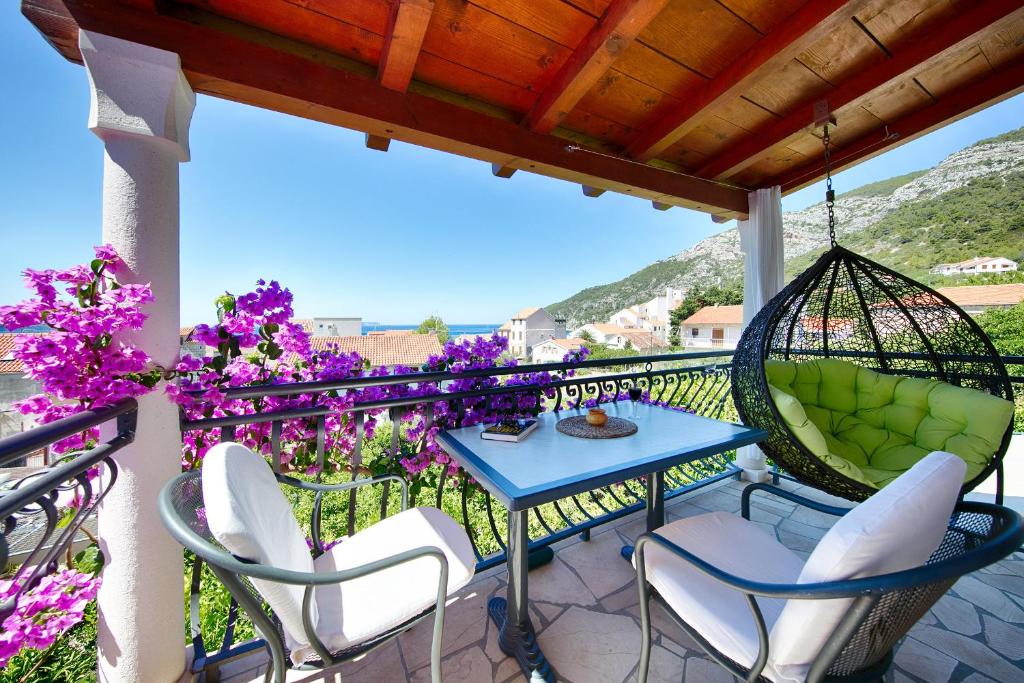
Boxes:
[737,186,783,481]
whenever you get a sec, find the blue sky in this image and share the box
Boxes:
[1,7,1021,325]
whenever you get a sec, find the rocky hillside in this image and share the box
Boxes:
[547,127,1024,328]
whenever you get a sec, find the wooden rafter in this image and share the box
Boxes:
[22,0,749,215]
[524,0,670,135]
[367,0,435,151]
[625,0,869,162]
[698,0,1024,180]
[776,58,1024,193]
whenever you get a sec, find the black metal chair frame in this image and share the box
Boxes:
[634,483,1024,683]
[732,245,1015,503]
[158,470,451,683]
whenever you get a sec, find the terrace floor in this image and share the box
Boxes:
[218,472,1024,683]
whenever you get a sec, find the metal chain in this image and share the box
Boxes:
[822,124,837,247]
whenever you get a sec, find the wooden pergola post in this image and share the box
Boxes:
[81,30,194,683]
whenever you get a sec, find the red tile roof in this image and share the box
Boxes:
[0,333,52,375]
[308,334,443,368]
[936,284,1024,307]
[681,305,744,326]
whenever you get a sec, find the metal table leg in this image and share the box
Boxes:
[621,470,666,561]
[488,509,554,682]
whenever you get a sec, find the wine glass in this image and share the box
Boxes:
[628,385,643,419]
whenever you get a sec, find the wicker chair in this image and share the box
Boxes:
[159,443,476,683]
[732,245,1015,503]
[634,458,1024,683]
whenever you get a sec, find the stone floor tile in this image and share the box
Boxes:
[534,601,566,625]
[961,673,999,683]
[778,517,828,541]
[687,490,742,513]
[664,502,709,522]
[526,558,598,607]
[931,594,982,635]
[602,584,641,613]
[894,637,958,682]
[558,528,637,599]
[911,624,1022,683]
[681,657,735,683]
[409,645,492,683]
[624,601,701,654]
[776,528,818,554]
[495,655,523,682]
[538,606,639,682]
[629,644,685,683]
[788,505,837,529]
[398,578,497,672]
[976,573,1024,599]
[953,577,1024,623]
[982,615,1024,661]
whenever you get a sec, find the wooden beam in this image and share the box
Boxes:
[22,0,749,214]
[368,0,434,150]
[365,133,391,152]
[625,0,868,162]
[698,0,1024,180]
[378,0,433,91]
[774,59,1024,194]
[492,163,516,178]
[523,0,670,134]
[581,185,606,197]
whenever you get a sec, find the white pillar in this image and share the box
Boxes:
[738,187,784,484]
[81,31,195,683]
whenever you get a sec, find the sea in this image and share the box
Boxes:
[361,323,499,337]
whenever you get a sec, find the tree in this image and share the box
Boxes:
[416,315,449,343]
[976,302,1024,356]
[579,329,596,344]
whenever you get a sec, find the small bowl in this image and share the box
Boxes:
[586,408,608,426]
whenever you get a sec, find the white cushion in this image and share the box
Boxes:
[636,511,805,671]
[202,443,318,656]
[768,451,965,682]
[290,506,476,665]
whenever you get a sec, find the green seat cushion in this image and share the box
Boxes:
[765,358,1013,489]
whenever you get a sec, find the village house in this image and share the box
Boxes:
[679,305,744,349]
[530,338,586,364]
[572,323,667,352]
[936,283,1024,314]
[607,287,686,343]
[930,256,1019,276]
[307,334,442,369]
[496,307,567,359]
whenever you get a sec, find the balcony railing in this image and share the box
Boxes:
[0,351,1019,677]
[0,400,137,619]
[179,350,739,671]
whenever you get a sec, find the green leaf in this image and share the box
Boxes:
[90,258,105,274]
[211,355,227,371]
[73,544,106,576]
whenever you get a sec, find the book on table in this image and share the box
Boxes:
[481,419,538,442]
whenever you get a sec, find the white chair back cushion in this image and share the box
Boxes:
[767,451,964,682]
[202,443,317,653]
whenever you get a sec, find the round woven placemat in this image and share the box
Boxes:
[556,415,638,439]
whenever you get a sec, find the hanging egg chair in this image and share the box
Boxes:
[731,125,1015,503]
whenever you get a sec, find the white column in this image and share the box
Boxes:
[81,31,195,683]
[738,186,784,483]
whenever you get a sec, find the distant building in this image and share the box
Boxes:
[572,323,667,352]
[607,287,686,343]
[305,317,362,337]
[679,305,744,349]
[0,334,45,467]
[496,307,566,359]
[930,257,1018,276]
[308,333,442,369]
[531,338,586,364]
[936,284,1024,314]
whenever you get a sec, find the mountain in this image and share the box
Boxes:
[547,127,1024,328]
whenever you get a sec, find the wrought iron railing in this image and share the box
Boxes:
[179,350,739,671]
[0,400,137,619]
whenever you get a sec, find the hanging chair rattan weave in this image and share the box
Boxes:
[731,244,1015,502]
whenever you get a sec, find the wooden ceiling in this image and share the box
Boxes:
[22,0,1024,219]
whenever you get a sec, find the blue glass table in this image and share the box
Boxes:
[437,402,766,681]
